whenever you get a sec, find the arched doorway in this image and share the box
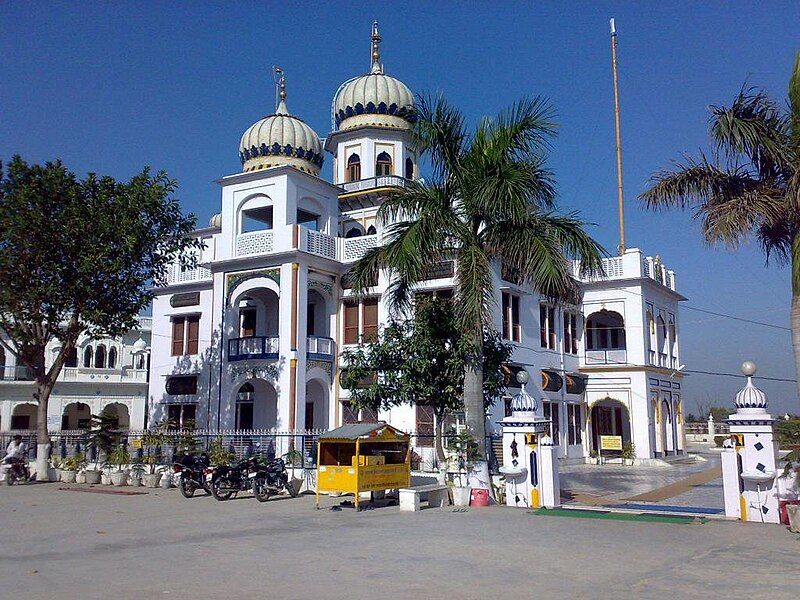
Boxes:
[102,403,130,430]
[660,400,675,455]
[11,403,37,430]
[235,379,277,430]
[305,379,329,431]
[589,398,631,454]
[61,402,91,430]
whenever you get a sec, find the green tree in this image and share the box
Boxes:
[340,296,511,462]
[0,156,198,478]
[351,96,605,454]
[640,53,800,399]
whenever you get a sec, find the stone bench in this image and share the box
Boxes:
[399,484,450,512]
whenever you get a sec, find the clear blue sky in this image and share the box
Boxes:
[2,2,799,414]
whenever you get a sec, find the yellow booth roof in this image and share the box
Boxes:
[319,421,409,442]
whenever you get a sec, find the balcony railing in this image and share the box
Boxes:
[0,366,34,382]
[60,367,148,383]
[339,175,407,194]
[305,229,336,259]
[307,336,334,360]
[228,336,280,362]
[339,234,378,262]
[584,349,627,366]
[236,230,274,257]
[572,248,677,292]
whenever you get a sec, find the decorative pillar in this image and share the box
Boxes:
[498,371,558,509]
[707,414,715,438]
[720,361,780,524]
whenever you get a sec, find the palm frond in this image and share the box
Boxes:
[453,243,494,341]
[411,94,467,183]
[790,51,800,149]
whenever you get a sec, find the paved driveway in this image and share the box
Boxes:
[1,482,798,599]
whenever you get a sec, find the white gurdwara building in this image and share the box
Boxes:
[148,24,686,462]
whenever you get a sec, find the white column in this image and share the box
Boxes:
[538,438,561,508]
[720,447,741,519]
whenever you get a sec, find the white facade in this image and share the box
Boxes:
[0,317,151,432]
[148,25,687,462]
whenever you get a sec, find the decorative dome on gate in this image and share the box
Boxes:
[333,22,415,131]
[734,361,768,412]
[239,69,324,176]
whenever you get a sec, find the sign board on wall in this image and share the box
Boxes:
[600,435,623,451]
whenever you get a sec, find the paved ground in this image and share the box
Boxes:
[2,482,798,599]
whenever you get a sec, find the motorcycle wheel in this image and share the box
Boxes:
[252,477,271,502]
[203,482,212,496]
[179,478,195,498]
[22,469,29,484]
[286,478,299,498]
[211,479,233,501]
[5,473,15,486]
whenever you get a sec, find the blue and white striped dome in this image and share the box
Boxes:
[735,378,768,411]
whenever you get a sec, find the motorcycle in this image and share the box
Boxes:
[251,456,300,502]
[4,456,30,486]
[210,456,261,501]
[173,453,212,498]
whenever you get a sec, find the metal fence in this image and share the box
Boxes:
[684,422,730,435]
[0,430,503,474]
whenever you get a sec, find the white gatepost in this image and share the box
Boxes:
[498,371,559,509]
[720,361,780,524]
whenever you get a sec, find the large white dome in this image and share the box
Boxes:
[239,76,324,176]
[333,22,415,131]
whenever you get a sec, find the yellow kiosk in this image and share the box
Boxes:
[316,422,411,510]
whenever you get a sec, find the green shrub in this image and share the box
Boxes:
[775,418,800,447]
[714,435,728,447]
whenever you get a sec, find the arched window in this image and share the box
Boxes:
[585,310,626,350]
[366,225,377,235]
[95,344,106,368]
[657,316,667,352]
[65,347,78,368]
[108,347,117,369]
[345,227,363,238]
[405,157,414,179]
[136,354,146,370]
[83,346,93,368]
[347,154,361,182]
[376,151,392,176]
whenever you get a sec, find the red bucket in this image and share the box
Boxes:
[470,488,490,507]
[779,500,800,525]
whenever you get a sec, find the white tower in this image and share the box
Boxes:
[721,361,780,523]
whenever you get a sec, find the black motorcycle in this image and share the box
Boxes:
[210,456,261,501]
[4,456,30,486]
[252,457,300,502]
[173,453,212,498]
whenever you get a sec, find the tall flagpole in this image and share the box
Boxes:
[610,18,626,255]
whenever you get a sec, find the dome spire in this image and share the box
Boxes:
[370,21,383,74]
[274,65,288,115]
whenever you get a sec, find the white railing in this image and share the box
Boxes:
[339,234,378,262]
[236,230,274,257]
[306,229,336,259]
[136,316,153,329]
[584,349,627,366]
[573,249,677,292]
[121,369,148,382]
[0,366,34,381]
[339,175,407,193]
[307,336,334,356]
[228,336,280,361]
[166,263,212,285]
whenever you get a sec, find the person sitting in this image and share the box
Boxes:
[0,435,27,481]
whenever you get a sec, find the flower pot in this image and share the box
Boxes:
[84,470,102,485]
[160,472,173,489]
[76,472,86,484]
[101,473,112,485]
[48,467,59,482]
[452,486,472,507]
[110,471,128,486]
[144,473,162,488]
[60,470,77,484]
[287,478,303,497]
[129,475,143,487]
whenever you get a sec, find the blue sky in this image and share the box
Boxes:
[2,2,799,414]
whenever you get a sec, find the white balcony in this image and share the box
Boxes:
[573,248,677,292]
[307,336,334,359]
[228,336,280,361]
[236,230,274,257]
[60,366,148,383]
[0,366,34,382]
[339,234,378,262]
[305,229,336,259]
[339,175,407,194]
[584,349,628,366]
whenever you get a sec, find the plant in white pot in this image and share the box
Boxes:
[59,455,79,483]
[73,453,88,483]
[84,413,118,484]
[446,431,481,507]
[621,441,636,466]
[49,456,62,482]
[129,458,145,487]
[108,445,130,486]
[141,422,170,487]
[283,449,305,496]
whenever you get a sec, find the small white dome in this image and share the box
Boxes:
[239,74,323,176]
[209,213,222,228]
[333,22,415,131]
[735,377,768,412]
[133,338,148,354]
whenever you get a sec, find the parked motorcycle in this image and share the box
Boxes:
[251,456,300,502]
[173,453,212,498]
[210,456,261,501]
[4,456,30,486]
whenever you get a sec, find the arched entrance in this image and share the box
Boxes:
[11,403,37,430]
[660,400,675,455]
[102,403,130,430]
[235,379,277,430]
[61,402,91,430]
[305,379,329,430]
[590,398,631,453]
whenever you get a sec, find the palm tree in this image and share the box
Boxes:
[640,53,800,400]
[351,95,605,454]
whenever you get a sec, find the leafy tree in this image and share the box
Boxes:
[340,295,511,461]
[0,156,198,478]
[640,53,800,399]
[351,96,605,454]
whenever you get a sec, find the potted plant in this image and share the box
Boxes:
[621,441,636,466]
[283,449,305,496]
[588,449,599,465]
[208,437,235,467]
[49,456,62,482]
[108,444,130,486]
[60,455,79,483]
[73,453,87,483]
[129,458,145,487]
[84,413,117,483]
[446,431,481,506]
[142,456,163,488]
[141,421,170,487]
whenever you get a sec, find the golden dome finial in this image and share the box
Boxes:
[370,21,383,74]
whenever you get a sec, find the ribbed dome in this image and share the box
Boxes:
[239,74,323,176]
[333,22,415,131]
[735,378,768,411]
[209,213,222,228]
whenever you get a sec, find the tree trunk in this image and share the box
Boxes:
[463,351,486,456]
[434,411,446,464]
[791,233,800,404]
[34,379,52,481]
